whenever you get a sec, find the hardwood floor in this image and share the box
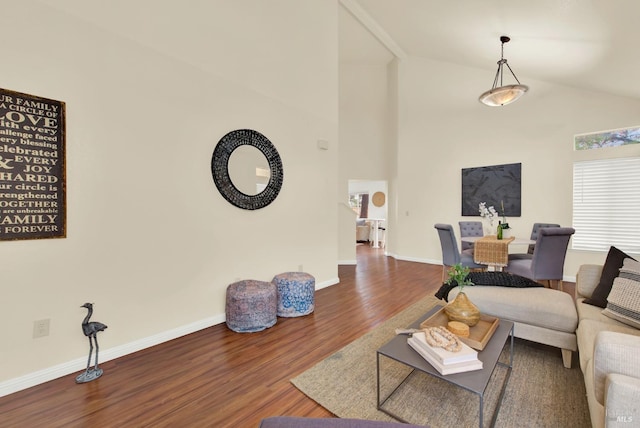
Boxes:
[0,246,575,427]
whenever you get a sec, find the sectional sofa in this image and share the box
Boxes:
[575,257,640,427]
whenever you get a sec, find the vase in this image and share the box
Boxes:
[444,291,481,327]
[482,220,495,236]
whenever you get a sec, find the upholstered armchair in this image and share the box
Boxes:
[356,220,371,242]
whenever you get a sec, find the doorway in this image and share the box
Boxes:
[348,180,388,249]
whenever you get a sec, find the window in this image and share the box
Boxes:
[348,193,368,218]
[574,126,640,151]
[572,157,640,253]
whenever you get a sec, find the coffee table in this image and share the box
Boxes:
[376,306,514,427]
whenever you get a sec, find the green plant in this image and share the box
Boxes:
[445,263,474,291]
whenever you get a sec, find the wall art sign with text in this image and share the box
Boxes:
[0,88,66,240]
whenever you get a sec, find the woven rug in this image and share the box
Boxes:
[291,296,590,427]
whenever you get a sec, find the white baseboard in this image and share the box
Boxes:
[0,313,222,397]
[392,254,437,264]
[338,259,357,265]
[316,277,340,290]
[0,277,341,398]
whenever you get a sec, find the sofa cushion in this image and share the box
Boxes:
[451,286,577,333]
[576,318,640,372]
[434,271,541,301]
[583,246,636,308]
[576,264,603,299]
[592,331,640,405]
[575,298,630,326]
[603,258,640,328]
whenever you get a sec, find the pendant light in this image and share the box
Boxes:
[479,36,529,107]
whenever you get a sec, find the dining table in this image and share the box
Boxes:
[461,235,535,270]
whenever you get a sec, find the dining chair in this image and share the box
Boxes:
[458,221,483,254]
[434,223,485,283]
[378,225,386,248]
[509,222,560,260]
[505,227,575,291]
[369,220,386,248]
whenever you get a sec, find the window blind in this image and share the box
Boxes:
[572,157,640,253]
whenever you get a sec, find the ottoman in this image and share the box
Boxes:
[272,272,315,317]
[225,280,277,333]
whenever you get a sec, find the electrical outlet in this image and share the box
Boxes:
[33,319,50,338]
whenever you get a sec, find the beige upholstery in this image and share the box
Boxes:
[575,264,640,428]
[356,221,371,242]
[448,285,577,368]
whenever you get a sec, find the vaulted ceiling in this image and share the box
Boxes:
[339,0,640,100]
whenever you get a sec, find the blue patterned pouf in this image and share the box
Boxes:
[272,272,315,317]
[225,280,277,333]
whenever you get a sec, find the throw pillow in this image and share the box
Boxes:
[434,272,542,301]
[467,271,542,288]
[602,258,640,329]
[583,246,637,308]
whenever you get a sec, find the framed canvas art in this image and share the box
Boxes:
[461,163,521,217]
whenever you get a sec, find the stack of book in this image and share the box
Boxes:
[408,331,483,375]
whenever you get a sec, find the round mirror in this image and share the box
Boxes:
[228,145,271,196]
[211,129,283,210]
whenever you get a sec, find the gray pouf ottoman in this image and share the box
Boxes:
[272,272,315,317]
[225,280,277,333]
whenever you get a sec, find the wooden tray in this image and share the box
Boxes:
[419,307,499,350]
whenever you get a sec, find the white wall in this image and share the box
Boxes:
[5,0,640,396]
[1,0,339,394]
[339,64,391,181]
[392,57,640,275]
[338,63,391,261]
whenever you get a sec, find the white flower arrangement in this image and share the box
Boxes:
[478,202,499,225]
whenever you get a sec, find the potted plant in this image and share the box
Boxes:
[443,263,480,326]
[445,263,473,291]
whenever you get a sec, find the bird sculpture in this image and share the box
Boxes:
[76,302,108,383]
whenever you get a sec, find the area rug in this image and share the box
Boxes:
[291,296,590,427]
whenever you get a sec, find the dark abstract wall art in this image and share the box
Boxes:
[461,163,521,216]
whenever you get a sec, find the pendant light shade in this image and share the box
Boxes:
[479,36,528,107]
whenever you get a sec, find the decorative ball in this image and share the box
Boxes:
[447,320,470,337]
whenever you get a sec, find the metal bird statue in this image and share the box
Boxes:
[75,302,108,383]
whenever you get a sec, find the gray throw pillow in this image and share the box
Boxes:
[602,258,640,328]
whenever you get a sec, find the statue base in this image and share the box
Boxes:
[75,368,103,383]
